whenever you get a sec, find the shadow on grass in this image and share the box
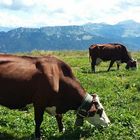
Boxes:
[47,128,96,140]
[0,133,34,140]
[0,127,98,140]
[81,68,116,74]
[81,70,109,74]
[47,126,105,140]
[0,133,15,140]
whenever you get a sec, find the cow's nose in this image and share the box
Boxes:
[106,121,111,126]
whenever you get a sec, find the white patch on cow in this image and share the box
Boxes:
[96,58,102,65]
[46,106,57,116]
[136,62,138,69]
[134,59,138,69]
[85,94,110,127]
[94,95,110,124]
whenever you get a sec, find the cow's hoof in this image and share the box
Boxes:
[62,127,65,132]
[59,127,65,133]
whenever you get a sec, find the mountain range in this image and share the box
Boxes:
[0,20,140,53]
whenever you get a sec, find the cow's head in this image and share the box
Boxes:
[126,59,137,69]
[75,94,110,127]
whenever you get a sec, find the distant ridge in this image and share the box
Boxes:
[0,20,140,53]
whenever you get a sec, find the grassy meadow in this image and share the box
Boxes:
[0,50,140,140]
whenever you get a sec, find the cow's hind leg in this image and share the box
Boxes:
[108,60,115,71]
[91,59,96,73]
[34,105,45,139]
[55,114,64,132]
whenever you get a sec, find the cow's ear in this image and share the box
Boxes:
[47,64,59,93]
[36,61,59,93]
[52,73,59,93]
[91,93,97,99]
[134,60,137,64]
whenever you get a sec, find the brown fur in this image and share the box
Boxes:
[0,54,87,138]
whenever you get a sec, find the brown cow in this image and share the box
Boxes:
[0,54,110,139]
[89,43,137,72]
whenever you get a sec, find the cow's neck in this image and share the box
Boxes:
[56,78,88,114]
[123,54,133,63]
[76,93,93,117]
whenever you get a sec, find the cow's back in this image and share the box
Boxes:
[0,54,76,109]
[0,54,41,108]
[89,43,129,61]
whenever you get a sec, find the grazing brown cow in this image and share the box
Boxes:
[89,43,137,72]
[0,54,110,139]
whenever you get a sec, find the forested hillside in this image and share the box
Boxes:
[0,20,140,53]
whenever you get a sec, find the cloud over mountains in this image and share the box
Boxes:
[0,0,140,27]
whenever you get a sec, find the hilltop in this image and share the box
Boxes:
[0,20,140,53]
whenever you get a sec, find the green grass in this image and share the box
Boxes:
[0,51,140,140]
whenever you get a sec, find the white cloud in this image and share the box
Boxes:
[0,0,140,27]
[0,0,35,10]
[0,0,13,6]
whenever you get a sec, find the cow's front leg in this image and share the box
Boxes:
[117,63,120,70]
[55,114,64,132]
[108,60,115,71]
[75,115,84,126]
[34,105,45,139]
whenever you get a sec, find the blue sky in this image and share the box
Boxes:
[0,0,140,27]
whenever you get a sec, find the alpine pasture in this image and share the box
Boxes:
[0,50,140,140]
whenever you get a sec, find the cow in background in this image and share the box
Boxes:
[89,43,137,72]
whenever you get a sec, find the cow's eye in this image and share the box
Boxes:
[93,101,100,109]
[97,108,103,117]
